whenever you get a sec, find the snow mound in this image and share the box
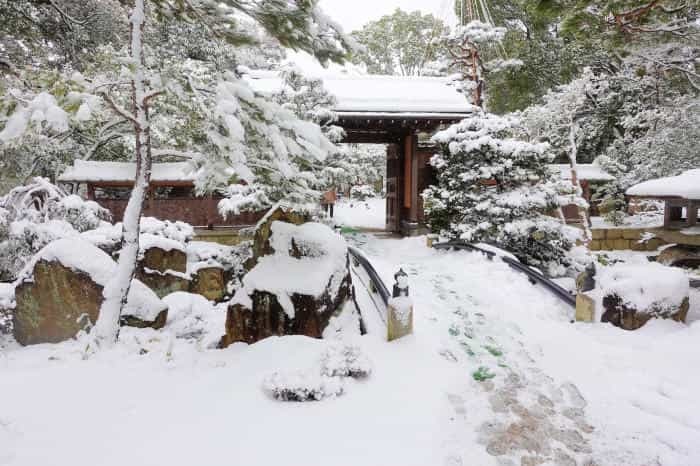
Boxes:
[18,238,166,320]
[140,217,193,244]
[598,262,689,310]
[140,233,185,253]
[626,169,700,200]
[234,221,348,317]
[162,291,226,348]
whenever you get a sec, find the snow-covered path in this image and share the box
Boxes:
[355,234,700,466]
[2,234,699,466]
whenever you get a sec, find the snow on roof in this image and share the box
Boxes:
[549,164,615,182]
[626,169,700,200]
[243,70,477,115]
[59,160,196,183]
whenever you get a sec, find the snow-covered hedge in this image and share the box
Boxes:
[0,178,111,281]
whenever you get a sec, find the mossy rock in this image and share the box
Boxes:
[190,266,225,302]
[252,206,309,261]
[601,293,689,330]
[14,261,103,345]
[141,247,187,274]
[135,269,190,299]
[220,269,352,347]
[14,259,168,346]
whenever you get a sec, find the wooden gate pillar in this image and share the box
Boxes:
[385,143,401,233]
[400,133,424,236]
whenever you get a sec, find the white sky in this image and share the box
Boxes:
[319,0,457,33]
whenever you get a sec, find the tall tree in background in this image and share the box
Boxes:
[351,9,448,76]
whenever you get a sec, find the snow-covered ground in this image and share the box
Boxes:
[332,197,386,230]
[2,234,700,466]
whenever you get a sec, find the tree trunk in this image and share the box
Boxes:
[92,0,151,345]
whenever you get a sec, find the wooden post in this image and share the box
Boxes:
[687,201,698,227]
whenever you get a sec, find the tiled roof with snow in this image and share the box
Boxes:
[626,169,700,200]
[549,164,615,182]
[59,160,195,183]
[243,70,477,116]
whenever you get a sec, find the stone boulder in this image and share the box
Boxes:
[252,204,309,262]
[185,241,253,301]
[656,245,700,268]
[135,234,190,298]
[135,268,189,299]
[190,266,226,302]
[598,262,689,330]
[13,238,168,346]
[601,294,689,330]
[220,220,352,347]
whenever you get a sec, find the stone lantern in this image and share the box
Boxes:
[387,268,413,341]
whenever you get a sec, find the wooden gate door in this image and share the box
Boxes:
[385,143,400,232]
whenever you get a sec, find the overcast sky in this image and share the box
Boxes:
[319,0,457,33]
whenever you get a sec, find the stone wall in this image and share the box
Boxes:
[589,227,667,251]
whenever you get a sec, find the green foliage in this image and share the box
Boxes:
[351,9,448,76]
[472,366,496,381]
[424,112,576,276]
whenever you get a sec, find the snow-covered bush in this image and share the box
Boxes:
[0,283,15,335]
[350,185,376,201]
[263,343,371,402]
[423,112,576,275]
[263,371,344,402]
[320,344,372,379]
[0,178,111,281]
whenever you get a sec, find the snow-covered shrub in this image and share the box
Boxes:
[350,184,376,201]
[423,112,575,276]
[0,178,111,280]
[262,371,344,401]
[263,343,371,402]
[0,283,15,335]
[55,195,109,232]
[320,344,372,379]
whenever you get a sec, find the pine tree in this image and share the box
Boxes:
[423,112,576,275]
